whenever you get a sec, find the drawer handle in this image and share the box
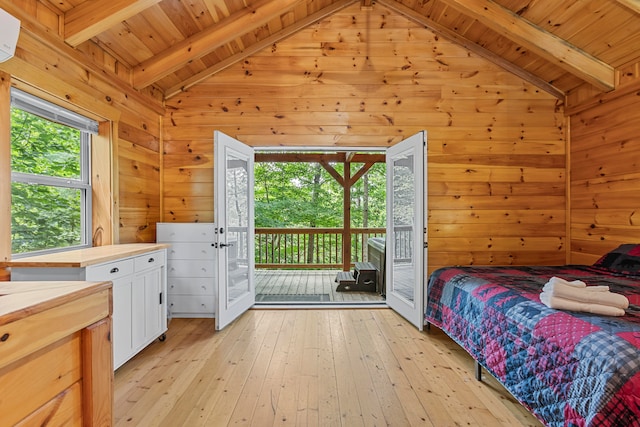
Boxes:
[110,267,119,274]
[148,257,155,263]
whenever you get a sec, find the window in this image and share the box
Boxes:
[10,89,98,256]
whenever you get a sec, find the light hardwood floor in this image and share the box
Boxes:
[114,309,543,426]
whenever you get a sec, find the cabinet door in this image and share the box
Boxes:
[112,277,133,369]
[132,268,163,351]
[131,274,146,351]
[144,267,163,341]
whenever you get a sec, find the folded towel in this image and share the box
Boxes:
[543,281,610,293]
[547,276,587,288]
[543,280,629,309]
[540,292,626,317]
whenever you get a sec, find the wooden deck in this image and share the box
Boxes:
[255,269,385,303]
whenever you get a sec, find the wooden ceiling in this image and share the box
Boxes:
[51,0,640,100]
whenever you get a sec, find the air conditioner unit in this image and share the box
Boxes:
[0,8,20,63]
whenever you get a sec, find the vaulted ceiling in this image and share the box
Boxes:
[53,0,640,100]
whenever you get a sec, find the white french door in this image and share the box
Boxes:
[385,131,427,330]
[214,131,255,330]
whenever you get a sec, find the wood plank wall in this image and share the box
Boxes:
[0,1,164,256]
[163,2,566,273]
[568,61,640,264]
[118,123,162,243]
[0,72,10,280]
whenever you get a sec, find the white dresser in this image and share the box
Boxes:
[6,243,168,370]
[157,223,217,318]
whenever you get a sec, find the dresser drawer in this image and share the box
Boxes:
[86,258,135,281]
[134,250,166,272]
[168,277,214,295]
[167,260,215,278]
[167,243,215,260]
[157,223,216,242]
[169,295,215,314]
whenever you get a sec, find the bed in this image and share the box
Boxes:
[424,244,640,426]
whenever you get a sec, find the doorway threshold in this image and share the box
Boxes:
[252,301,388,310]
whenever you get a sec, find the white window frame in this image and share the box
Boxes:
[10,88,96,257]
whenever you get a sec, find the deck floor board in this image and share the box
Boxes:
[255,269,384,302]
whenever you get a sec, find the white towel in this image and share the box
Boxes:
[543,276,609,292]
[547,276,587,288]
[543,280,629,309]
[539,292,626,317]
[543,282,610,293]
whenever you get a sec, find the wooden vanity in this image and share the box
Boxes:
[0,280,113,426]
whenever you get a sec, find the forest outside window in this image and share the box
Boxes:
[10,88,98,256]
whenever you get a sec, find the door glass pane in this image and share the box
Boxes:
[392,153,415,303]
[226,153,250,305]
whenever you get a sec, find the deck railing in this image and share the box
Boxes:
[253,227,417,269]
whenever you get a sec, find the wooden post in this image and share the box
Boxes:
[0,71,11,276]
[82,317,114,426]
[343,158,351,272]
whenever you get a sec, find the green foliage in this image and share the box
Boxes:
[255,161,343,228]
[10,107,84,254]
[254,158,386,228]
[11,109,81,178]
[350,162,386,228]
[254,156,386,265]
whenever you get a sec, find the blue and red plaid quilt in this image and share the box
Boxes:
[425,261,640,426]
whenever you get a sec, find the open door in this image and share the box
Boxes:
[386,131,427,330]
[214,131,255,330]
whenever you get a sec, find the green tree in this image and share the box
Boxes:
[255,161,343,228]
[10,108,84,254]
[350,162,386,228]
[254,156,386,265]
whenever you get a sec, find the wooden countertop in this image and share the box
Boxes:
[0,280,112,326]
[0,243,170,268]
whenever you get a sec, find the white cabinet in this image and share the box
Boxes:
[85,250,166,369]
[10,245,168,370]
[157,223,216,318]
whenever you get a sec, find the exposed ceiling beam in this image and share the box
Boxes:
[378,0,564,99]
[133,0,305,90]
[616,0,640,14]
[0,1,164,117]
[438,0,615,91]
[64,0,161,47]
[165,0,358,99]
